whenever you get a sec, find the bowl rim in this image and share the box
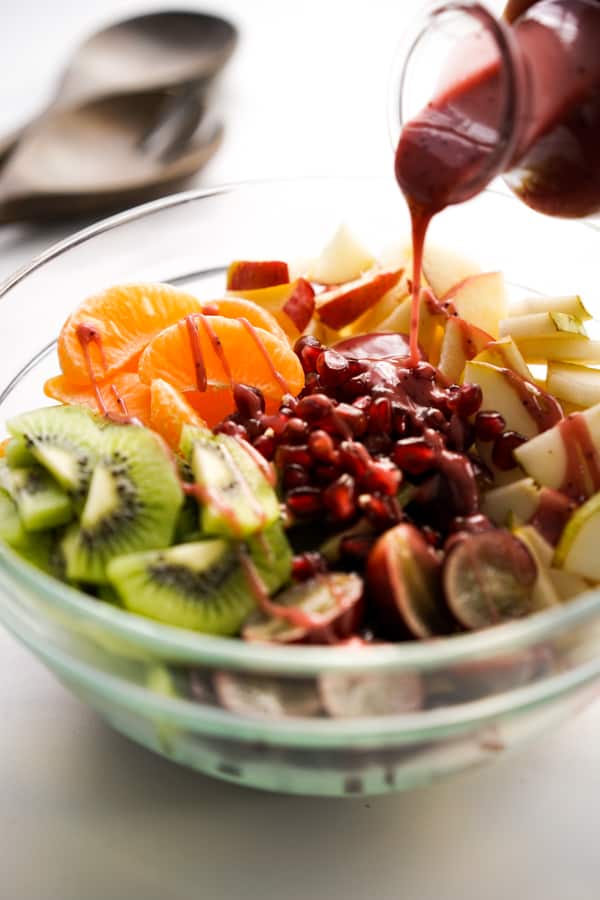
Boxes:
[2,177,600,676]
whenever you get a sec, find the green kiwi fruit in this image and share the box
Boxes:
[62,422,183,584]
[0,488,28,548]
[4,436,36,468]
[0,463,73,531]
[181,425,279,539]
[7,405,101,498]
[106,521,292,635]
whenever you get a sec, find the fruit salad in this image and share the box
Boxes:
[2,224,600,647]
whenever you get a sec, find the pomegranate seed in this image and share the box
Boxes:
[283,417,309,443]
[233,383,265,418]
[302,372,321,393]
[292,552,327,581]
[294,335,323,373]
[449,382,482,417]
[475,411,506,442]
[352,396,372,413]
[316,349,350,387]
[369,396,392,434]
[261,413,289,436]
[340,534,374,560]
[392,437,437,475]
[286,486,322,517]
[421,525,441,548]
[363,460,402,496]
[360,494,400,529]
[446,414,471,451]
[314,463,343,483]
[338,441,372,478]
[296,393,332,421]
[342,372,374,400]
[414,361,436,381]
[334,403,367,436]
[420,407,446,430]
[391,403,409,436]
[244,418,263,439]
[308,429,336,461]
[492,431,526,470]
[276,444,312,468]
[323,474,356,522]
[280,393,298,412]
[283,464,310,489]
[215,420,248,440]
[253,433,276,460]
[364,433,393,456]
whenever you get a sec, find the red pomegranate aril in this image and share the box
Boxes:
[308,429,336,461]
[296,393,332,421]
[292,552,328,581]
[352,395,372,413]
[253,433,276,460]
[323,474,356,522]
[261,412,289,436]
[215,420,249,441]
[283,463,311,490]
[233,383,265,418]
[492,431,526,470]
[369,396,392,434]
[364,433,393,456]
[392,437,437,475]
[276,444,312,468]
[364,460,402,496]
[286,486,323,517]
[244,418,263,439]
[280,393,298,413]
[302,372,321,394]
[342,372,374,400]
[316,349,350,387]
[338,441,372,478]
[475,411,506,442]
[420,407,446,430]
[449,383,482,418]
[283,417,309,443]
[392,404,409,437]
[421,525,441,548]
[340,534,375,560]
[361,494,400,529]
[314,462,343,483]
[294,335,323,373]
[335,403,367,436]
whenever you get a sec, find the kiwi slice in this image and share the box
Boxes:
[181,425,279,538]
[62,422,183,584]
[4,436,36,468]
[0,463,73,531]
[0,488,28,548]
[107,522,292,635]
[7,405,100,498]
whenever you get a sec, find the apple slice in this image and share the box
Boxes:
[378,295,447,365]
[547,362,600,408]
[307,224,376,285]
[438,317,492,383]
[499,312,587,341]
[442,271,507,338]
[482,478,540,527]
[547,568,590,602]
[228,279,311,339]
[512,525,561,608]
[342,276,409,336]
[315,267,404,330]
[472,336,533,381]
[516,337,600,364]
[514,402,600,496]
[554,491,600,581]
[463,361,561,439]
[507,294,592,320]
[281,279,315,332]
[227,260,289,290]
[421,242,481,298]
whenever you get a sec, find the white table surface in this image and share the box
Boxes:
[2,2,600,898]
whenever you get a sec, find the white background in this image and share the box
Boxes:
[2,2,600,898]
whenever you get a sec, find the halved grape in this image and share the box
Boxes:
[443,530,537,630]
[213,671,322,719]
[319,670,422,718]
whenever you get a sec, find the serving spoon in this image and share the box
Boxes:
[0,10,237,163]
[0,90,223,223]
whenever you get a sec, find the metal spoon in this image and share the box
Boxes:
[0,90,223,224]
[0,11,237,162]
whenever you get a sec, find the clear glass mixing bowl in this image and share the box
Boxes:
[2,176,600,797]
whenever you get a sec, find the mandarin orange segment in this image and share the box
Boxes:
[58,283,203,386]
[138,314,304,403]
[44,372,151,423]
[200,297,289,344]
[149,379,207,450]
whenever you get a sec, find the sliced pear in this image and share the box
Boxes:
[378,295,446,365]
[507,294,592,320]
[554,491,600,581]
[514,403,600,495]
[500,312,587,341]
[438,317,492,383]
[463,360,559,439]
[547,362,600,408]
[342,277,409,337]
[517,337,600,364]
[307,224,376,285]
[378,236,412,270]
[421,242,481,299]
[482,478,540,527]
[512,525,561,608]
[548,568,590,602]
[472,336,533,381]
[443,271,507,338]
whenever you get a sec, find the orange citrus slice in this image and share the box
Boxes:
[44,372,151,423]
[149,379,207,450]
[200,297,289,344]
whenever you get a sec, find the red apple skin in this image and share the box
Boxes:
[366,523,450,639]
[316,268,404,330]
[282,278,315,332]
[227,260,290,291]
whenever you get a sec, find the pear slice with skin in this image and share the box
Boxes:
[421,242,481,299]
[471,336,533,382]
[554,491,600,581]
[507,294,592,320]
[517,337,600,365]
[500,312,587,341]
[307,224,376,285]
[547,362,600,408]
[442,271,507,338]
[548,568,590,602]
[482,478,540,527]
[512,525,561,608]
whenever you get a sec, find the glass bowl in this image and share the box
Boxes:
[2,176,600,798]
